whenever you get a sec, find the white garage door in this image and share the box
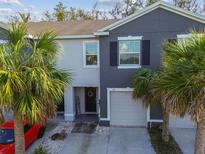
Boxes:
[169,114,196,128]
[110,91,147,127]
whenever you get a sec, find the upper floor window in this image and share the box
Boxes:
[83,41,99,68]
[118,36,142,68]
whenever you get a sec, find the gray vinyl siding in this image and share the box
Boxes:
[99,8,205,119]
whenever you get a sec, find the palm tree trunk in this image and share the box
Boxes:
[194,117,205,154]
[162,106,169,142]
[13,112,25,154]
[0,109,5,125]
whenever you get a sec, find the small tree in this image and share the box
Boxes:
[42,10,53,21]
[173,0,198,12]
[18,12,30,23]
[54,2,69,21]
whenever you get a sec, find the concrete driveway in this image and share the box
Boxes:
[60,127,155,154]
[170,128,199,154]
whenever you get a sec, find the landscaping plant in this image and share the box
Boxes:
[132,68,170,142]
[33,146,48,154]
[153,31,205,154]
[0,23,71,154]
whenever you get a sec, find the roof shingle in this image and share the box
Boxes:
[27,20,118,36]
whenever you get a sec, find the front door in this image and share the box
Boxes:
[57,97,64,113]
[85,87,96,113]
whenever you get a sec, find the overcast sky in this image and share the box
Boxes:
[0,0,204,22]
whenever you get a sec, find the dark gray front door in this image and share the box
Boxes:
[85,87,96,113]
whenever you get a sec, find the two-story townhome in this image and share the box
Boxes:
[0,1,204,128]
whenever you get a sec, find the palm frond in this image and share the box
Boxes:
[156,31,205,121]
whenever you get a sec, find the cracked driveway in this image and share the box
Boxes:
[60,127,155,154]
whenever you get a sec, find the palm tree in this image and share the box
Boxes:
[132,68,170,142]
[0,23,71,154]
[154,32,205,154]
[0,109,4,125]
[18,12,30,23]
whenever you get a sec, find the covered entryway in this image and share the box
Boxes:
[109,89,147,127]
[74,87,99,123]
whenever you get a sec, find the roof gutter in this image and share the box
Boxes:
[26,34,97,39]
[94,31,109,36]
[56,35,96,39]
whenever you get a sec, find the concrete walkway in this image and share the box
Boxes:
[170,128,197,154]
[60,127,155,154]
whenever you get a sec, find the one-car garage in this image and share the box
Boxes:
[108,88,147,127]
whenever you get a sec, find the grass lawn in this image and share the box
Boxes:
[148,126,183,154]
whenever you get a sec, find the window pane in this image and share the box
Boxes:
[120,53,139,65]
[85,42,97,55]
[119,40,140,53]
[86,55,97,65]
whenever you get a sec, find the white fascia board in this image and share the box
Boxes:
[97,1,205,32]
[56,35,96,39]
[94,31,109,36]
[26,34,96,40]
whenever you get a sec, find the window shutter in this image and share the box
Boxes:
[141,40,150,65]
[110,41,118,66]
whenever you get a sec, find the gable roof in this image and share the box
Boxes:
[27,20,118,38]
[97,1,205,32]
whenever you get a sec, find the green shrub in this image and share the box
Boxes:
[33,146,48,154]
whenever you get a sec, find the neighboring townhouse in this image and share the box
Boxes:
[26,20,117,122]
[0,1,204,128]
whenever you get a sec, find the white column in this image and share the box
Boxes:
[64,87,75,121]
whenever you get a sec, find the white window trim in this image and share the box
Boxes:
[177,33,203,39]
[118,36,142,69]
[83,40,99,68]
[118,65,141,69]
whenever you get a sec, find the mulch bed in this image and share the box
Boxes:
[148,126,183,154]
[71,122,97,134]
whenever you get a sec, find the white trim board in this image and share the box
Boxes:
[56,35,96,39]
[97,1,205,32]
[26,34,96,40]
